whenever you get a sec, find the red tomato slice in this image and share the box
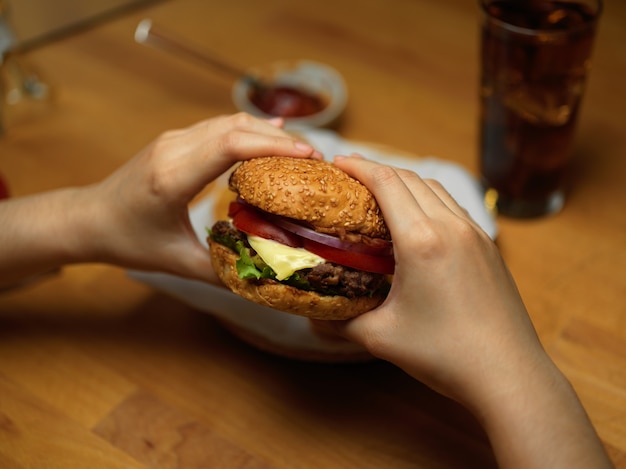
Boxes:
[228,199,395,274]
[302,238,395,275]
[227,200,245,218]
[231,204,302,248]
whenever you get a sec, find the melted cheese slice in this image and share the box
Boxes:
[247,235,326,280]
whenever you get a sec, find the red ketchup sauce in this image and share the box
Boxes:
[248,85,326,118]
[0,173,9,199]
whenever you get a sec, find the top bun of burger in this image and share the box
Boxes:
[208,156,393,321]
[229,157,390,240]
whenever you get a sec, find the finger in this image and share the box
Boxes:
[422,179,486,233]
[308,319,354,343]
[261,117,324,159]
[204,114,322,159]
[390,167,454,217]
[176,113,309,154]
[311,307,393,360]
[176,129,318,196]
[310,316,364,342]
[265,116,285,128]
[206,129,318,166]
[335,152,365,159]
[348,161,481,234]
[177,243,222,285]
[207,113,298,142]
[387,169,486,238]
[333,156,429,237]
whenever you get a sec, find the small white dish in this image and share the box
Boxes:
[232,59,347,128]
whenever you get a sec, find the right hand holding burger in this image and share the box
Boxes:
[322,155,613,469]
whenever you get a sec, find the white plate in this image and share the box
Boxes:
[129,130,496,361]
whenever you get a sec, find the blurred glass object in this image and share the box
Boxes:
[0,1,50,134]
[1,0,14,134]
[1,0,159,134]
[6,0,160,51]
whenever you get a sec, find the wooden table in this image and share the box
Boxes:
[1,0,625,467]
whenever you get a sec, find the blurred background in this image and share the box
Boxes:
[2,0,157,50]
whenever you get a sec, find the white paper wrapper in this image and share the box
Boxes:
[129,129,496,361]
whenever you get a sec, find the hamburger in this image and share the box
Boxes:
[207,156,393,320]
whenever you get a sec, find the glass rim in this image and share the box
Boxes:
[480,0,603,37]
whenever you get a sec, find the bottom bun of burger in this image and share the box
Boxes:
[208,239,385,320]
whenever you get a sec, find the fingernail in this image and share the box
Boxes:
[311,149,324,160]
[335,153,363,162]
[295,141,314,153]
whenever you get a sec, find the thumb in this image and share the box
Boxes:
[309,319,353,342]
[167,241,222,285]
[309,316,373,347]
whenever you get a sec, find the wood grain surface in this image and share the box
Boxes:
[1,0,625,467]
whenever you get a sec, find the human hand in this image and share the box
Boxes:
[323,155,546,409]
[324,155,614,468]
[80,113,321,282]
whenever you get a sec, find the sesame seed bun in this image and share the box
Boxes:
[208,156,391,321]
[228,156,390,239]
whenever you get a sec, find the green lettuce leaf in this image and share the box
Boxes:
[207,227,331,294]
[235,241,273,280]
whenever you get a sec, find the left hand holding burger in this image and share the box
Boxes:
[0,113,320,288]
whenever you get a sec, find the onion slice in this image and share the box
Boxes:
[232,198,393,257]
[267,213,393,258]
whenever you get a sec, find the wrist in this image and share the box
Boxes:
[466,352,611,468]
[0,186,98,287]
[59,185,108,265]
[463,345,557,420]
[29,185,105,267]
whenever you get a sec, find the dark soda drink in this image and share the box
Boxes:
[480,0,601,217]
